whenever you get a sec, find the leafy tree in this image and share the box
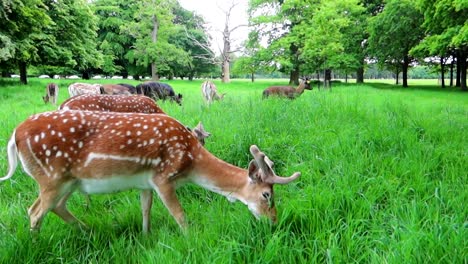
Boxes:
[368,0,425,87]
[300,0,365,87]
[40,0,102,79]
[93,0,139,77]
[249,0,313,84]
[0,0,51,83]
[413,0,468,90]
[122,0,189,81]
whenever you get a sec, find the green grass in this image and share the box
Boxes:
[0,78,466,263]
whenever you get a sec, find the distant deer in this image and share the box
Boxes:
[201,81,226,104]
[263,78,312,99]
[1,110,299,233]
[136,82,183,106]
[99,84,132,95]
[43,83,59,105]
[68,83,103,97]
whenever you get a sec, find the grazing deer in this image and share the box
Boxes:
[59,94,211,144]
[99,84,132,95]
[136,82,183,106]
[42,83,59,105]
[201,81,226,104]
[263,78,312,99]
[59,94,166,114]
[68,83,103,97]
[1,110,299,233]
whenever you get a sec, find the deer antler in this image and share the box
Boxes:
[249,145,300,185]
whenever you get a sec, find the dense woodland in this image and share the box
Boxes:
[0,0,466,90]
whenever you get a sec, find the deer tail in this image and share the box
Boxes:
[0,131,18,181]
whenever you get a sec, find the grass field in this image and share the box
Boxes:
[0,78,466,263]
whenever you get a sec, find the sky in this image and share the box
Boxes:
[178,0,250,54]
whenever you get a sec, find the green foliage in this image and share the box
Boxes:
[368,0,425,77]
[0,78,466,262]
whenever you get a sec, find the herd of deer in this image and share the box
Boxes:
[2,78,312,235]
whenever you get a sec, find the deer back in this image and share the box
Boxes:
[263,86,296,98]
[101,84,132,95]
[14,110,201,182]
[68,83,102,97]
[59,94,166,114]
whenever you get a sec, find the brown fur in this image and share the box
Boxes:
[263,78,312,99]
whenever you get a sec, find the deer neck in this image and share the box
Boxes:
[295,82,306,94]
[190,147,249,203]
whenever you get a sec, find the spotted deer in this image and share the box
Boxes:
[1,110,299,233]
[68,83,103,97]
[263,78,312,99]
[42,83,59,105]
[59,94,210,145]
[59,94,166,114]
[201,81,226,104]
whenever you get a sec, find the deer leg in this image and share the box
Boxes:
[140,190,153,233]
[29,180,76,232]
[51,184,87,229]
[151,178,186,231]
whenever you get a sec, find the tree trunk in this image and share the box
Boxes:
[345,71,348,83]
[356,65,364,83]
[402,56,409,87]
[316,71,321,90]
[221,22,231,83]
[289,67,300,85]
[324,69,332,90]
[251,72,255,82]
[450,58,454,87]
[151,14,159,81]
[19,61,27,84]
[82,71,90,80]
[440,57,445,88]
[456,52,461,87]
[460,50,467,91]
[133,75,140,81]
[1,71,9,77]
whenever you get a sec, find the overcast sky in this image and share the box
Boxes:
[178,0,250,54]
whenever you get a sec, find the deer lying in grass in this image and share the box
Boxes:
[59,94,210,144]
[1,110,299,233]
[263,78,312,99]
[201,81,226,104]
[42,83,59,105]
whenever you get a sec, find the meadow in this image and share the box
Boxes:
[0,78,466,263]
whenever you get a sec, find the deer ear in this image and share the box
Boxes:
[248,160,261,182]
[194,127,211,138]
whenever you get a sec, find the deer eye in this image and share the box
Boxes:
[262,192,271,200]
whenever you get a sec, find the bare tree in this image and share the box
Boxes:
[220,1,246,83]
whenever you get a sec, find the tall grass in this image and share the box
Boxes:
[0,78,466,263]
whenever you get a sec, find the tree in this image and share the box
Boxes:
[169,2,216,80]
[219,1,246,83]
[368,0,425,87]
[0,0,51,84]
[40,0,102,79]
[300,0,365,88]
[414,0,468,91]
[93,0,139,78]
[123,0,188,81]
